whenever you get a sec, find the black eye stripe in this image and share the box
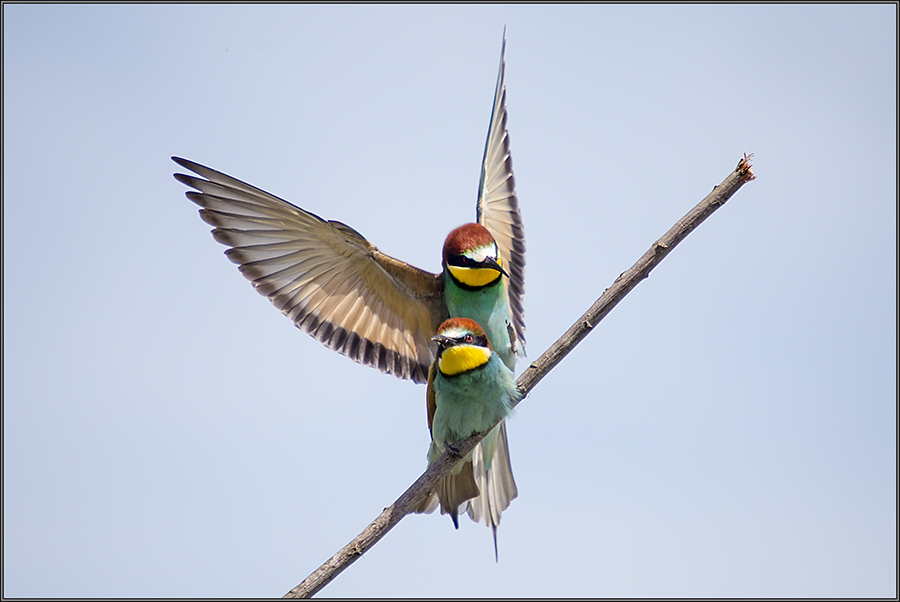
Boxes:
[448,253,496,269]
[455,333,488,347]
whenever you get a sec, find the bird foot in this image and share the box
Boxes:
[443,441,463,458]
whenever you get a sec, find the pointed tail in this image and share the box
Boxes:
[414,458,480,529]
[466,421,517,560]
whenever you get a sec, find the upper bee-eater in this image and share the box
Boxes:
[416,317,522,560]
[173,34,525,383]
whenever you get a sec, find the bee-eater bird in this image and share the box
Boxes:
[173,34,525,384]
[416,317,521,560]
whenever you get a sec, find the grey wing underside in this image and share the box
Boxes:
[174,157,447,384]
[476,32,527,355]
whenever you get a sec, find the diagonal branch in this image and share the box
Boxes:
[515,154,756,396]
[283,155,756,599]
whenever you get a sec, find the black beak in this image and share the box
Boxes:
[483,256,509,279]
[431,334,456,349]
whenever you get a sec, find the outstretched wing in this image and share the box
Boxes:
[476,32,526,354]
[174,157,447,383]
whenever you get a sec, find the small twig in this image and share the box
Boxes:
[283,155,755,598]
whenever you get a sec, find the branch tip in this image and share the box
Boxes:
[282,154,756,598]
[736,152,756,181]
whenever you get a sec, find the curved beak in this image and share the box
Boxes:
[431,334,456,348]
[483,256,509,279]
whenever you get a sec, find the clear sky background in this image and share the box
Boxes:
[4,4,896,598]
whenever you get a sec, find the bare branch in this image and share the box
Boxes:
[283,155,756,598]
[516,153,756,396]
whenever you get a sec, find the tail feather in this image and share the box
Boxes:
[467,421,517,559]
[439,460,480,528]
[414,459,480,528]
[415,491,440,515]
[415,421,517,560]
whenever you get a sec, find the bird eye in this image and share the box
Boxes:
[464,334,474,343]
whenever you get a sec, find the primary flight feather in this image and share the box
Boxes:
[174,35,525,384]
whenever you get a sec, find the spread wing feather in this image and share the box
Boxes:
[476,32,527,354]
[174,157,447,383]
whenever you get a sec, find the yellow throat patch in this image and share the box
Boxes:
[438,345,492,376]
[447,264,502,288]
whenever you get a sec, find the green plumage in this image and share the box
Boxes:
[443,272,519,372]
[429,350,519,458]
[416,318,521,560]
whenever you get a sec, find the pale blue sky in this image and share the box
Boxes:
[4,3,896,598]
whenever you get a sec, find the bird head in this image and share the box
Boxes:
[442,223,508,288]
[431,317,493,376]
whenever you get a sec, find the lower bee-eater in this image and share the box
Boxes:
[415,317,522,560]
